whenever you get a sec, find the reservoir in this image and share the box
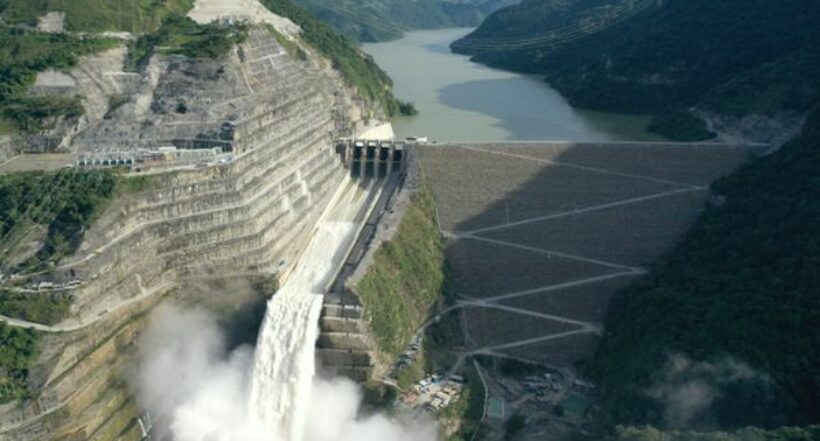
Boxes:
[363,28,665,142]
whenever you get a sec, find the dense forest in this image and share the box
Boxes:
[452,0,820,141]
[289,0,514,42]
[614,425,820,441]
[0,322,39,403]
[0,170,118,272]
[591,108,820,430]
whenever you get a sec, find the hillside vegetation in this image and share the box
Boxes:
[260,0,413,116]
[0,172,152,402]
[0,0,195,33]
[453,0,820,140]
[615,425,820,441]
[125,15,248,71]
[0,322,39,403]
[0,0,409,127]
[0,170,119,273]
[0,28,117,132]
[289,0,514,42]
[353,186,446,358]
[591,109,820,430]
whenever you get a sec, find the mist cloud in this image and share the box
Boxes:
[647,353,769,428]
[134,305,436,441]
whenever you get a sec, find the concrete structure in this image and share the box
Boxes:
[75,147,227,170]
[335,139,407,179]
[418,141,759,370]
[0,24,377,441]
[315,140,409,381]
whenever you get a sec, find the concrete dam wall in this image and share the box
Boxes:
[0,27,378,441]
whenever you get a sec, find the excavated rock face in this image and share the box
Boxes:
[0,26,371,441]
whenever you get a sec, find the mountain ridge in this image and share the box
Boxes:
[452,0,820,142]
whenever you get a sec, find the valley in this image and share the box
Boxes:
[363,28,664,142]
[0,0,817,440]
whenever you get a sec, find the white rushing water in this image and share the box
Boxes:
[137,178,436,441]
[248,220,358,440]
[248,178,374,440]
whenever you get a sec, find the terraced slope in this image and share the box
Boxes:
[0,23,375,441]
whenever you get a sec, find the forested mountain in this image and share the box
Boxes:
[591,107,820,431]
[452,0,820,141]
[450,0,820,433]
[614,425,820,441]
[290,0,515,42]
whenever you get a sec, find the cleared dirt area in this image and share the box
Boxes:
[420,141,755,369]
[447,238,621,299]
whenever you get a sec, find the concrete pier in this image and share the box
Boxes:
[335,139,407,179]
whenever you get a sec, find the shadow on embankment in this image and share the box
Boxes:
[420,141,755,370]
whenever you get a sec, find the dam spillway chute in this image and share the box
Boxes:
[248,175,383,439]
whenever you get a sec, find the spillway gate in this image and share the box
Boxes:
[335,139,407,179]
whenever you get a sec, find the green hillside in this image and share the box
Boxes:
[592,108,820,430]
[614,425,820,441]
[452,0,820,140]
[259,0,411,116]
[0,28,118,132]
[0,170,119,273]
[0,0,195,33]
[353,186,446,358]
[0,322,40,403]
[290,0,514,42]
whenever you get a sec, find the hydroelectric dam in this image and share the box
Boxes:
[0,16,415,438]
[249,157,399,440]
[0,4,765,438]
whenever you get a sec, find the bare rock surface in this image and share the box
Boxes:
[188,0,301,37]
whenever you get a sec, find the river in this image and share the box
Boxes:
[363,28,665,142]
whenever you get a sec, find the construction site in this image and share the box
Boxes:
[0,5,407,437]
[0,2,767,440]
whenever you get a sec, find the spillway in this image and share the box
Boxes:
[248,177,377,440]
